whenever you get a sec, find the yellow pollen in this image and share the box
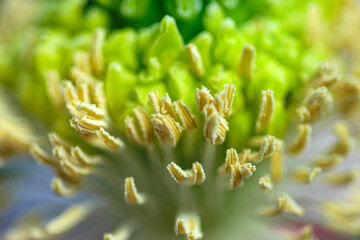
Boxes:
[220,148,238,174]
[256,89,275,131]
[51,177,80,197]
[71,146,101,166]
[148,90,162,114]
[90,81,107,112]
[48,132,72,151]
[185,43,205,78]
[330,122,354,156]
[213,84,235,119]
[327,168,359,185]
[167,162,205,185]
[76,102,105,120]
[124,177,146,205]
[251,135,275,164]
[229,162,256,188]
[302,86,333,123]
[75,78,91,104]
[238,44,256,79]
[96,127,125,151]
[288,124,312,154]
[203,112,229,145]
[30,144,56,167]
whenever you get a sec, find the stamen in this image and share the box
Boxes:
[306,3,322,46]
[302,86,332,122]
[251,135,275,164]
[220,148,238,174]
[174,100,197,132]
[203,112,229,145]
[195,86,213,112]
[103,225,131,240]
[256,89,275,130]
[90,28,105,76]
[323,201,360,218]
[238,44,256,79]
[75,78,90,104]
[44,70,63,107]
[167,162,191,183]
[175,214,203,240]
[296,106,311,123]
[30,203,91,239]
[331,79,360,113]
[74,51,91,74]
[48,132,71,151]
[76,116,107,133]
[125,107,154,146]
[259,176,273,192]
[229,162,256,188]
[148,90,162,114]
[59,154,92,180]
[167,162,205,185]
[161,93,177,120]
[96,128,125,151]
[271,150,284,182]
[330,123,354,156]
[213,84,235,119]
[71,146,101,166]
[327,169,359,185]
[260,193,304,216]
[313,154,343,169]
[61,81,80,116]
[90,81,107,112]
[185,43,205,78]
[124,177,146,205]
[51,177,79,197]
[288,124,312,154]
[238,149,251,164]
[76,102,105,120]
[30,144,56,166]
[151,114,182,147]
[294,166,321,184]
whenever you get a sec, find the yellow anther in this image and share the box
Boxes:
[294,166,322,184]
[220,148,238,174]
[203,112,229,145]
[44,69,63,107]
[151,114,182,147]
[61,81,80,116]
[174,100,197,132]
[327,169,359,185]
[213,84,235,119]
[90,28,105,76]
[256,89,275,131]
[167,162,205,185]
[238,44,256,79]
[185,43,205,78]
[71,146,101,166]
[30,144,56,167]
[161,93,177,120]
[229,162,256,189]
[271,150,284,182]
[59,155,92,180]
[303,86,333,122]
[296,105,311,123]
[323,201,360,218]
[124,177,146,205]
[251,135,275,164]
[76,116,107,133]
[75,78,91,104]
[51,177,79,197]
[148,90,162,114]
[191,162,206,185]
[238,149,251,164]
[195,86,213,112]
[259,176,273,192]
[260,193,304,217]
[331,123,354,156]
[125,106,154,146]
[76,102,105,120]
[48,132,71,151]
[96,128,124,151]
[103,225,131,240]
[288,124,312,154]
[73,51,91,74]
[167,162,191,183]
[175,214,203,240]
[90,81,107,112]
[30,203,91,239]
[313,154,343,169]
